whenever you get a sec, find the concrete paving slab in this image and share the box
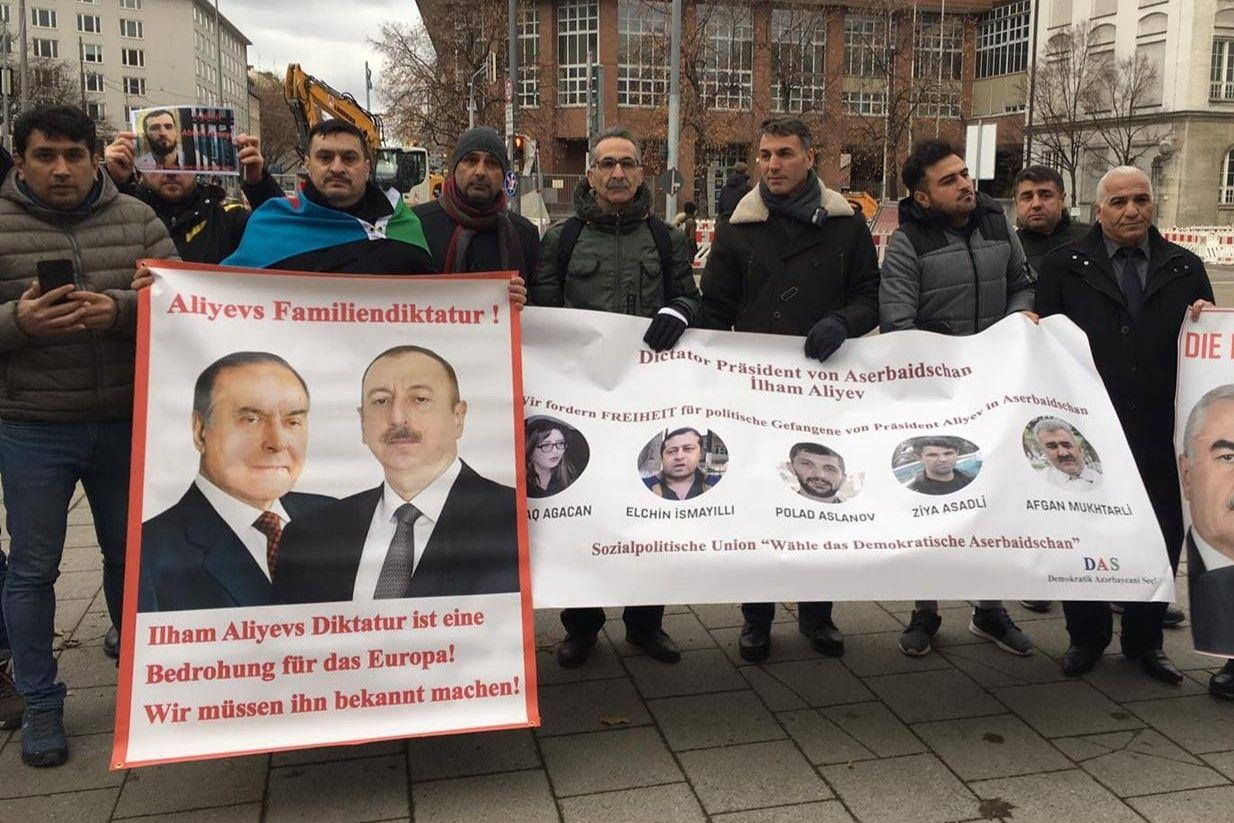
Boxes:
[270,739,406,767]
[0,732,124,798]
[759,658,874,707]
[54,596,94,636]
[606,611,716,656]
[625,648,747,699]
[969,769,1142,823]
[647,690,784,751]
[55,645,120,690]
[1052,728,1228,797]
[0,786,118,823]
[265,754,408,823]
[1127,785,1234,823]
[1124,695,1234,754]
[820,702,928,758]
[55,570,104,601]
[864,669,1005,724]
[412,769,558,823]
[710,800,856,822]
[118,804,263,823]
[835,632,954,677]
[711,623,819,667]
[1082,657,1209,702]
[60,546,105,573]
[113,753,267,818]
[539,726,681,796]
[679,740,833,814]
[778,708,876,765]
[938,642,1068,687]
[534,640,626,686]
[559,783,705,823]
[406,728,540,781]
[993,681,1144,738]
[821,753,978,823]
[689,603,749,630]
[536,676,653,737]
[912,714,1073,780]
[828,602,904,636]
[1201,750,1234,779]
[64,686,117,737]
[740,666,810,712]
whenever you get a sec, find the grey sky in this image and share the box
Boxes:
[222,0,422,107]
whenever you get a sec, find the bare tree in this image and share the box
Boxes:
[1086,51,1172,167]
[1023,21,1102,205]
[248,70,301,173]
[766,4,832,119]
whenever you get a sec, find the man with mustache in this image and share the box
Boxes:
[1036,166,1214,683]
[789,443,846,503]
[1033,418,1101,490]
[531,127,699,668]
[414,127,539,279]
[139,353,333,612]
[645,428,718,500]
[1014,166,1090,277]
[272,346,518,603]
[135,110,182,171]
[1177,385,1234,697]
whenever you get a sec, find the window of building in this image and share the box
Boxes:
[84,71,104,93]
[119,18,142,38]
[1092,0,1117,17]
[122,47,144,67]
[32,37,58,58]
[698,143,748,216]
[1050,0,1073,28]
[0,4,7,23]
[843,90,887,116]
[82,42,103,62]
[30,7,56,28]
[977,1,1029,78]
[517,1,539,108]
[917,88,962,118]
[915,12,963,82]
[770,6,826,113]
[1223,149,1234,205]
[557,0,598,107]
[120,0,142,8]
[79,0,99,4]
[701,4,753,110]
[844,13,888,78]
[1138,12,1167,37]
[124,75,145,95]
[1215,12,1234,101]
[86,101,105,121]
[77,13,100,32]
[617,0,669,107]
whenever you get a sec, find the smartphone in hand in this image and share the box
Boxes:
[36,259,75,304]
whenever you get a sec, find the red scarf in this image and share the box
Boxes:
[439,176,525,275]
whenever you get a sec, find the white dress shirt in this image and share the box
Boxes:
[1045,464,1101,491]
[1194,529,1234,572]
[194,475,290,581]
[352,458,463,601]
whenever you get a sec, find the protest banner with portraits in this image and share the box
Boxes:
[522,308,1175,608]
[130,106,240,174]
[1175,310,1234,659]
[112,263,535,768]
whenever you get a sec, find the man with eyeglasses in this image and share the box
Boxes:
[531,126,700,669]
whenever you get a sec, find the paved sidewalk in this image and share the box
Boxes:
[1,492,1232,822]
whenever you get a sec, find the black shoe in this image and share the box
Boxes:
[555,634,596,669]
[20,706,68,768]
[1211,661,1234,700]
[1162,607,1186,628]
[1062,644,1102,677]
[738,621,771,662]
[626,630,681,664]
[801,620,844,657]
[1136,649,1184,684]
[1019,600,1052,613]
[103,626,119,660]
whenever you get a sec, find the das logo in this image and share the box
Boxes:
[1083,556,1120,571]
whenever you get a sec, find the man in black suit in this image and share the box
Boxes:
[1178,384,1234,697]
[139,352,334,612]
[272,345,518,603]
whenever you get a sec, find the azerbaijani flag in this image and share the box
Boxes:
[222,189,429,269]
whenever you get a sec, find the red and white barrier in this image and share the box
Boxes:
[1160,227,1234,266]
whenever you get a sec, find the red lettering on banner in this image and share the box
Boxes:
[1184,332,1224,359]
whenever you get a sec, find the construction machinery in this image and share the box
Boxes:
[284,64,431,203]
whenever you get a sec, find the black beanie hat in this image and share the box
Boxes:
[451,127,510,174]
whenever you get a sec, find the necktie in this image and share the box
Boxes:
[373,503,422,599]
[1115,246,1146,320]
[252,511,283,577]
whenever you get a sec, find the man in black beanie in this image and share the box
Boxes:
[414,126,540,279]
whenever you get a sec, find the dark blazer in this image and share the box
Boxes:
[1035,224,1213,557]
[138,484,335,612]
[1188,531,1234,656]
[271,461,519,603]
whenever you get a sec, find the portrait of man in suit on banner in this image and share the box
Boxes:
[138,352,334,612]
[272,345,519,604]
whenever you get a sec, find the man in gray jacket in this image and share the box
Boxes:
[531,127,699,670]
[0,106,176,767]
[879,138,1035,659]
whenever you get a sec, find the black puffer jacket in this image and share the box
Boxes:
[716,172,751,220]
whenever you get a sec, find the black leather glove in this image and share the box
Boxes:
[804,315,848,361]
[643,309,689,351]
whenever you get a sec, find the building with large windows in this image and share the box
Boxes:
[416,0,996,216]
[1,0,251,137]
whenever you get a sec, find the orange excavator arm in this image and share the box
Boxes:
[284,63,384,157]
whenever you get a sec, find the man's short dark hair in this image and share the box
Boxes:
[661,427,704,455]
[14,106,97,157]
[913,436,957,454]
[307,119,370,157]
[789,442,845,474]
[590,126,642,156]
[362,345,461,405]
[1013,165,1065,196]
[142,109,175,129]
[193,352,309,424]
[759,116,812,150]
[901,139,959,194]
[683,201,696,215]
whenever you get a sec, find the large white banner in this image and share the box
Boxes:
[1174,310,1234,659]
[522,308,1174,607]
[113,264,536,768]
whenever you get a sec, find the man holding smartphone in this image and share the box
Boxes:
[0,106,176,768]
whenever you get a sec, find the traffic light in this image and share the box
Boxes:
[512,134,536,176]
